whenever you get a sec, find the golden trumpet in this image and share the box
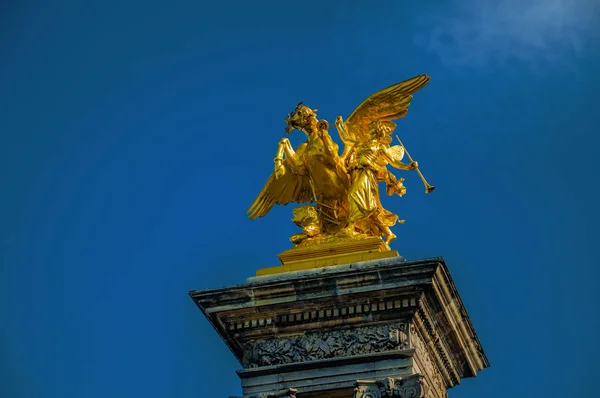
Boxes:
[395,135,435,194]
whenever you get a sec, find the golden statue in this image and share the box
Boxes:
[247,74,433,268]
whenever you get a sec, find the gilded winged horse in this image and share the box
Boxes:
[246,74,431,245]
[245,103,350,232]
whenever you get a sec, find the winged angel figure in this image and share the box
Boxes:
[247,75,431,245]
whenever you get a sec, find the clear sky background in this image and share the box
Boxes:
[1,1,599,397]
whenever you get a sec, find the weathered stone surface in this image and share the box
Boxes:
[190,257,489,397]
[411,325,447,398]
[239,353,415,396]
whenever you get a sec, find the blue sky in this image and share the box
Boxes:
[1,1,599,397]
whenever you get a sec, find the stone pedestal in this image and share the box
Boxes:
[189,257,489,397]
[259,236,400,276]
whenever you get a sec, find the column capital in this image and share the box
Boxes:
[354,376,426,398]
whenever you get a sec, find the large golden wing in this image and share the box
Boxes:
[246,160,313,220]
[345,74,430,142]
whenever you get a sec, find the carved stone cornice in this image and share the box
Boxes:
[413,304,458,387]
[428,264,489,374]
[226,296,419,335]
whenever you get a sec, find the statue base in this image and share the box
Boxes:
[190,257,489,397]
[257,236,400,276]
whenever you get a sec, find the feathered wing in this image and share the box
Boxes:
[344,74,431,143]
[246,160,313,220]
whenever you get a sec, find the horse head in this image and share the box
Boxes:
[285,102,318,134]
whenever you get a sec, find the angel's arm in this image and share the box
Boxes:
[380,146,415,171]
[335,116,356,144]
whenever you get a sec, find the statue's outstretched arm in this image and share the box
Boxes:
[335,116,356,144]
[335,116,357,163]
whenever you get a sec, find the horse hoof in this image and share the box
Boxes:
[275,164,286,179]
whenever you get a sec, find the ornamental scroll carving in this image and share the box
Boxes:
[410,328,446,397]
[354,376,425,398]
[242,323,408,368]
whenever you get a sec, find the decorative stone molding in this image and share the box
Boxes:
[227,297,418,332]
[242,323,409,368]
[354,376,426,398]
[412,305,459,388]
[410,326,447,398]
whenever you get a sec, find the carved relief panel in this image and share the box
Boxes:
[242,323,409,368]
